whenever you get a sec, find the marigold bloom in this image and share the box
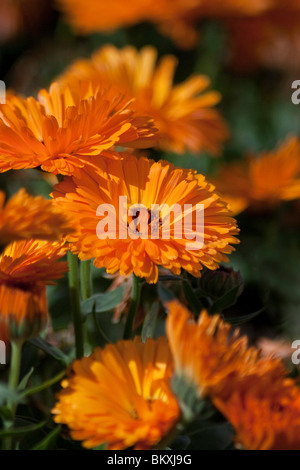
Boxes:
[212,137,300,215]
[0,188,73,246]
[52,337,180,450]
[0,239,68,341]
[0,82,156,176]
[58,45,228,155]
[52,155,239,283]
[166,300,286,399]
[214,377,300,450]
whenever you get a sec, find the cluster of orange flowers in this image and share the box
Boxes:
[0,45,238,289]
[0,43,241,449]
[0,21,300,449]
[0,190,72,343]
[53,301,300,450]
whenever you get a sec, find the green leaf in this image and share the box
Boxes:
[29,337,70,365]
[170,436,191,450]
[0,420,47,438]
[195,267,243,313]
[0,383,23,407]
[157,275,184,282]
[141,301,159,342]
[22,369,66,398]
[31,425,61,450]
[86,310,124,346]
[81,286,124,315]
[210,285,243,314]
[224,307,264,326]
[187,423,234,450]
[0,406,13,422]
[18,367,34,392]
[171,375,206,423]
[93,443,107,450]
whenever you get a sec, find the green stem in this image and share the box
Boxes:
[156,419,184,450]
[3,339,24,450]
[22,369,66,398]
[123,274,142,340]
[67,251,84,359]
[7,340,23,415]
[80,260,92,301]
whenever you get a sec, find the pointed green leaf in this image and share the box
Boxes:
[0,383,23,407]
[210,285,242,314]
[18,367,34,392]
[0,420,47,438]
[224,308,264,325]
[31,425,61,450]
[29,337,70,365]
[81,286,124,315]
[141,301,159,342]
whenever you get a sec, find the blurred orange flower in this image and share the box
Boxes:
[52,337,179,450]
[58,45,229,155]
[56,0,199,35]
[214,377,300,450]
[56,0,272,49]
[0,188,73,246]
[166,300,286,399]
[0,82,156,176]
[52,155,239,283]
[212,137,300,215]
[0,239,68,341]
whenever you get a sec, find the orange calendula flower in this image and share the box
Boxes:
[0,82,156,176]
[214,375,300,450]
[0,239,68,341]
[58,45,228,155]
[52,337,180,450]
[212,136,300,215]
[166,300,286,400]
[0,188,73,246]
[52,155,239,283]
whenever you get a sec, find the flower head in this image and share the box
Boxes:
[52,337,179,450]
[0,82,156,176]
[52,155,239,283]
[0,239,68,341]
[214,376,300,450]
[0,188,73,246]
[58,45,228,155]
[166,300,286,399]
[212,137,300,215]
